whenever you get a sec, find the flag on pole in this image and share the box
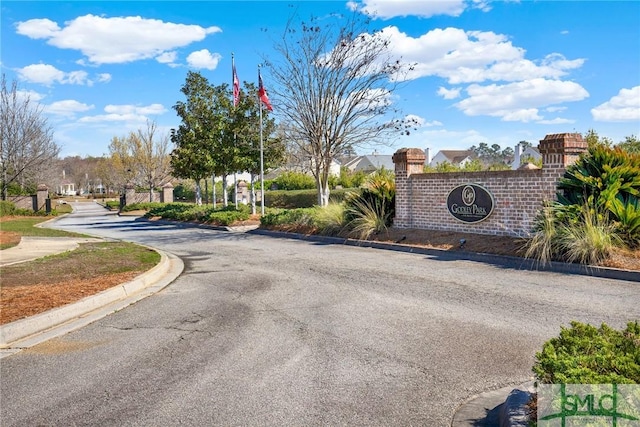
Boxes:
[258,70,273,111]
[232,57,240,107]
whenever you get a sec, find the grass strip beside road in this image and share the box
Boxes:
[0,216,89,249]
[1,241,161,324]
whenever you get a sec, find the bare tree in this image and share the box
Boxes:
[0,74,59,199]
[108,120,172,201]
[267,13,412,205]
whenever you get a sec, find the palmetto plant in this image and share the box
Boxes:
[344,168,395,239]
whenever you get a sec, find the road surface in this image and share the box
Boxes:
[1,202,638,426]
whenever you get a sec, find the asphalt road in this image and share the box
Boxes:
[1,202,638,426]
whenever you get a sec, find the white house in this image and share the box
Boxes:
[511,143,542,170]
[428,150,475,168]
[343,154,395,174]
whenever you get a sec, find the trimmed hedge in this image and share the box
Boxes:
[533,321,640,384]
[265,188,359,209]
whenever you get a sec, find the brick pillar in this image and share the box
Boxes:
[124,183,135,206]
[36,184,49,212]
[393,148,426,228]
[538,133,587,199]
[161,182,174,203]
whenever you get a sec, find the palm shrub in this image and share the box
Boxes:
[557,145,640,248]
[344,168,395,239]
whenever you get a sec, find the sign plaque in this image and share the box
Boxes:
[446,184,495,223]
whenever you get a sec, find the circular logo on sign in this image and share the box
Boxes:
[446,183,495,224]
[462,185,475,206]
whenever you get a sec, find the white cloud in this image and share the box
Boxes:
[381,26,585,84]
[545,106,567,113]
[156,51,178,65]
[17,64,65,85]
[44,100,94,117]
[16,14,222,65]
[455,78,589,122]
[537,117,575,125]
[16,63,110,86]
[15,18,60,38]
[186,49,222,70]
[347,0,468,19]
[403,114,442,128]
[438,86,461,100]
[80,103,167,123]
[591,86,640,122]
[16,89,45,103]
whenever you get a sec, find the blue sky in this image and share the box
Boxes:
[2,0,639,159]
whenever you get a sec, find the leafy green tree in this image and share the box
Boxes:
[584,128,614,149]
[232,82,284,213]
[617,134,640,154]
[469,142,513,168]
[171,71,219,205]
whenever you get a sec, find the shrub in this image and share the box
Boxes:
[260,208,316,227]
[0,200,17,216]
[525,203,621,265]
[272,171,316,190]
[265,188,356,209]
[343,168,395,238]
[122,202,166,212]
[533,321,640,384]
[208,210,250,226]
[312,203,346,236]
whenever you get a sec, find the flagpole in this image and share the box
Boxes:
[232,53,239,209]
[259,65,265,216]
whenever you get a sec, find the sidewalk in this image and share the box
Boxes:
[0,236,103,267]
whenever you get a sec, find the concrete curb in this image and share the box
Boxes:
[0,248,184,356]
[499,382,535,427]
[247,229,640,282]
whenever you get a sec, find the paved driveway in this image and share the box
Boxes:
[1,202,638,426]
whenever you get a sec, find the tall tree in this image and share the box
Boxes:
[618,135,640,154]
[267,13,412,206]
[108,121,171,201]
[0,74,59,199]
[171,71,219,205]
[233,82,285,213]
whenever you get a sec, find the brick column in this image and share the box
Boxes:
[538,133,587,199]
[36,184,49,212]
[393,148,426,228]
[161,182,174,203]
[124,183,135,206]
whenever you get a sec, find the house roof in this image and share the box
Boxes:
[344,154,395,172]
[436,150,475,164]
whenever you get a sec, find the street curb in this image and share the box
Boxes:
[499,382,535,427]
[0,248,184,354]
[247,229,640,282]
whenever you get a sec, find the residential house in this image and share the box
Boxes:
[511,143,541,170]
[428,150,476,168]
[343,154,395,174]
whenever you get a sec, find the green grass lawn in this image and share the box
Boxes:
[1,217,89,237]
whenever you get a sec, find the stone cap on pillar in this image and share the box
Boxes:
[539,133,587,168]
[162,182,174,189]
[393,148,426,175]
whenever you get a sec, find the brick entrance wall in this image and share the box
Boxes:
[392,133,587,237]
